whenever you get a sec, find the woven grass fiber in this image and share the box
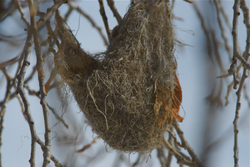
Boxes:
[54,0,183,153]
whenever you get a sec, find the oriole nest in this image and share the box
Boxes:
[53,0,183,153]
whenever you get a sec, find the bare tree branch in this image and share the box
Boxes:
[15,0,30,26]
[193,2,213,58]
[24,66,36,84]
[230,0,241,91]
[214,0,232,60]
[0,69,13,167]
[0,0,16,22]
[77,136,100,152]
[36,0,66,29]
[27,0,52,165]
[237,54,250,70]
[231,0,250,167]
[16,30,36,167]
[162,139,194,166]
[217,0,232,30]
[132,153,141,167]
[107,0,122,25]
[173,120,204,167]
[67,1,108,46]
[157,147,167,167]
[47,104,68,129]
[211,29,226,73]
[36,138,62,167]
[98,0,111,42]
[16,29,62,167]
[239,0,250,65]
[166,127,174,167]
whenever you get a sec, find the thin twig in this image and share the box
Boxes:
[45,67,57,93]
[36,138,62,167]
[23,83,69,130]
[232,2,250,167]
[237,54,250,70]
[0,0,16,22]
[166,126,174,167]
[239,0,250,65]
[230,0,241,90]
[24,66,36,84]
[224,62,243,105]
[98,0,111,42]
[27,0,52,165]
[45,19,60,50]
[67,1,108,46]
[15,0,30,26]
[0,69,13,167]
[16,30,37,167]
[162,139,194,166]
[17,53,62,167]
[173,120,204,167]
[0,57,20,69]
[231,0,243,166]
[170,0,176,11]
[217,0,232,30]
[24,84,40,96]
[107,0,122,24]
[214,0,232,60]
[47,104,68,129]
[157,147,167,167]
[16,93,25,120]
[243,85,250,106]
[36,0,66,29]
[193,2,213,59]
[233,70,247,167]
[240,0,250,28]
[0,64,28,106]
[64,5,73,22]
[132,153,141,167]
[211,29,226,73]
[77,136,100,152]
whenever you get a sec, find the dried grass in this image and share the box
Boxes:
[54,0,181,153]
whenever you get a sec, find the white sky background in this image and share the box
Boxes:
[0,0,249,167]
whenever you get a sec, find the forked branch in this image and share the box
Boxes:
[173,120,204,167]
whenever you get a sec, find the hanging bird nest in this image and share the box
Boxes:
[54,0,183,153]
